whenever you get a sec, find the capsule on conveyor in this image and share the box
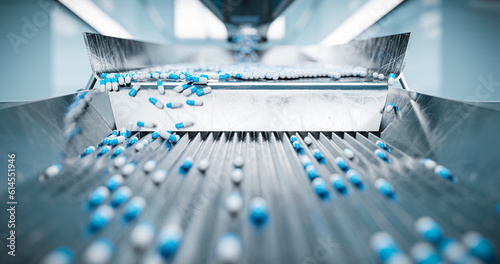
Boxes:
[300,155,313,169]
[335,157,349,171]
[166,102,183,109]
[198,158,210,172]
[106,174,123,191]
[88,205,114,232]
[130,221,156,250]
[433,165,454,182]
[118,74,125,85]
[143,160,157,173]
[182,86,198,96]
[293,141,301,150]
[174,83,190,93]
[230,168,244,184]
[462,231,496,263]
[225,192,243,216]
[376,140,386,149]
[152,131,159,140]
[410,242,442,264]
[112,130,119,136]
[290,135,298,143]
[124,196,146,221]
[81,146,96,157]
[388,73,396,86]
[313,148,322,160]
[330,174,347,194]
[303,136,313,146]
[346,170,363,188]
[158,225,183,258]
[108,136,125,146]
[159,130,179,142]
[88,186,110,208]
[152,169,168,185]
[196,87,212,96]
[110,186,132,207]
[99,79,106,92]
[44,164,62,178]
[343,148,355,160]
[422,158,437,170]
[157,80,165,94]
[129,83,141,97]
[41,247,74,264]
[122,163,136,176]
[385,103,394,113]
[112,77,119,91]
[128,137,138,146]
[374,178,395,199]
[106,76,112,91]
[216,233,242,264]
[312,177,329,199]
[175,121,193,129]
[113,156,127,168]
[370,232,401,263]
[249,197,268,226]
[415,216,443,244]
[137,121,156,128]
[186,99,203,106]
[125,73,132,84]
[120,127,127,139]
[149,97,164,109]
[305,165,319,180]
[82,238,114,264]
[180,157,193,173]
[439,239,484,264]
[233,156,245,168]
[375,149,389,163]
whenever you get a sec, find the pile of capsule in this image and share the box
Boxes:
[371,216,497,264]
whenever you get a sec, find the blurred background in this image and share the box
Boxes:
[1,0,500,102]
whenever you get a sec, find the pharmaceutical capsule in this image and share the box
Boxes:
[375,149,389,162]
[385,252,412,264]
[233,156,245,168]
[112,130,119,136]
[158,224,183,258]
[375,178,395,198]
[173,83,190,93]
[346,170,363,188]
[370,232,400,262]
[385,103,394,113]
[110,186,132,207]
[88,186,111,207]
[82,146,96,157]
[462,231,496,263]
[181,157,193,171]
[149,97,164,109]
[231,168,244,184]
[125,74,131,84]
[157,80,165,94]
[159,130,178,142]
[88,205,114,231]
[186,99,203,106]
[198,158,210,172]
[330,174,347,194]
[304,136,313,145]
[216,233,242,264]
[152,169,167,185]
[415,216,443,244]
[249,197,268,226]
[388,73,396,86]
[124,196,146,220]
[343,148,354,160]
[45,164,62,178]
[175,121,193,129]
[112,77,119,91]
[313,149,322,160]
[410,242,442,264]
[41,247,74,264]
[225,192,243,215]
[312,177,329,199]
[99,79,106,92]
[305,165,319,180]
[108,136,125,145]
[160,72,168,79]
[166,102,183,109]
[152,131,159,140]
[376,140,386,149]
[82,238,114,264]
[118,74,125,86]
[290,135,298,143]
[192,76,208,84]
[335,157,349,171]
[137,121,156,128]
[433,165,453,181]
[142,160,157,173]
[128,137,138,146]
[293,141,301,150]
[129,83,141,97]
[122,163,136,177]
[106,174,123,191]
[120,127,127,139]
[106,76,112,91]
[440,239,482,264]
[130,221,156,250]
[422,158,437,170]
[135,142,145,151]
[113,155,127,168]
[300,155,313,169]
[182,86,198,96]
[168,73,179,80]
[196,87,212,96]
[408,90,418,101]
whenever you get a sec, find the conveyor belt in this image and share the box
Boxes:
[13,131,500,264]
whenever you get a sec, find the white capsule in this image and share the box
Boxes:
[225,192,243,215]
[174,83,190,93]
[113,156,127,168]
[343,148,355,160]
[45,164,62,178]
[152,169,167,184]
[196,87,212,96]
[112,82,119,91]
[388,78,395,86]
[230,168,244,184]
[233,156,244,168]
[122,163,136,176]
[372,72,379,78]
[143,160,157,173]
[378,73,385,80]
[216,233,242,264]
[125,75,131,84]
[135,142,145,151]
[385,103,395,113]
[198,158,210,172]
[333,72,341,79]
[303,136,313,145]
[130,221,156,250]
[82,239,114,264]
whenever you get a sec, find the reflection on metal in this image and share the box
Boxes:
[320,0,406,46]
[57,0,134,39]
[108,82,387,132]
[399,74,409,90]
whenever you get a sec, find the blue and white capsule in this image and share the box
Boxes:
[290,135,298,143]
[249,197,268,226]
[293,141,301,150]
[112,130,119,136]
[313,148,322,160]
[143,160,157,173]
[88,205,114,231]
[99,146,111,156]
[157,80,165,94]
[434,165,453,181]
[113,146,124,156]
[376,140,386,149]
[375,149,389,162]
[88,186,110,207]
[370,232,401,262]
[152,169,168,184]
[335,157,349,171]
[41,247,74,264]
[186,100,203,106]
[385,103,395,113]
[388,73,396,86]
[159,130,179,142]
[110,186,132,207]
[124,196,146,221]
[130,221,156,250]
[82,238,114,264]
[300,155,313,169]
[166,102,183,108]
[125,73,132,84]
[99,79,106,92]
[312,177,329,199]
[108,136,125,145]
[158,224,183,258]
[330,174,347,194]
[106,174,123,191]
[173,83,190,93]
[181,157,193,171]
[462,231,496,263]
[81,146,96,157]
[375,178,395,198]
[129,83,141,97]
[152,131,159,140]
[346,170,363,188]
[118,74,125,86]
[111,77,118,91]
[343,148,355,160]
[137,121,156,128]
[196,87,212,96]
[415,216,443,244]
[192,76,208,84]
[120,127,127,139]
[422,158,437,170]
[182,86,198,96]
[216,233,242,264]
[410,242,442,264]
[149,97,164,109]
[175,121,193,129]
[128,137,138,146]
[305,165,319,180]
[122,163,137,176]
[105,76,112,91]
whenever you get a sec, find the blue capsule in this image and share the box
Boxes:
[175,121,193,129]
[293,141,301,150]
[128,137,138,146]
[108,136,125,146]
[415,216,443,244]
[81,146,96,157]
[300,155,313,169]
[100,73,108,79]
[110,186,132,207]
[312,177,329,199]
[158,225,183,258]
[375,149,389,163]
[88,186,110,208]
[99,79,106,92]
[410,242,443,264]
[192,76,208,84]
[371,232,400,262]
[346,170,363,188]
[376,140,386,149]
[152,131,159,140]
[169,73,180,80]
[375,178,395,198]
[166,102,183,108]
[249,197,268,226]
[106,174,123,191]
[434,165,454,181]
[159,131,179,142]
[100,146,111,156]
[313,149,322,160]
[41,247,74,264]
[181,157,193,171]
[335,157,349,171]
[305,165,319,180]
[462,231,496,263]
[290,135,298,143]
[124,196,146,221]
[128,83,141,97]
[88,205,114,232]
[182,86,198,96]
[330,174,347,194]
[112,130,119,136]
